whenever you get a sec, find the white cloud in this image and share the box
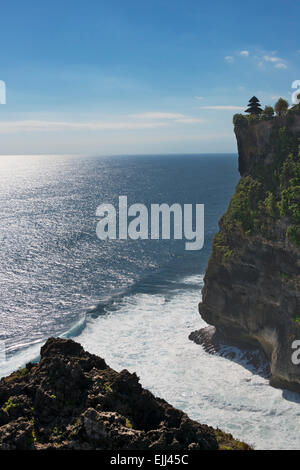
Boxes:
[0,112,205,134]
[128,112,185,120]
[0,120,169,133]
[201,105,244,110]
[128,112,204,124]
[0,121,170,134]
[194,96,204,101]
[263,55,281,62]
[261,54,288,69]
[224,56,234,63]
[174,118,204,123]
[240,50,249,56]
[274,63,288,69]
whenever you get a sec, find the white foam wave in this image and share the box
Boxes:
[76,275,300,450]
[1,274,300,449]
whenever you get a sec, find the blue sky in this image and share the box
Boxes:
[0,0,299,155]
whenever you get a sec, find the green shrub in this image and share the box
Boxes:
[280,154,300,189]
[224,176,264,233]
[292,314,300,325]
[286,225,300,246]
[264,191,277,217]
[104,382,113,393]
[1,397,19,414]
[223,115,300,245]
[233,114,248,128]
[275,98,289,117]
[125,418,133,429]
[261,106,275,120]
[278,153,300,225]
[280,187,300,223]
[280,272,291,280]
[212,232,233,261]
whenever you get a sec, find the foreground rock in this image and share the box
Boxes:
[191,109,300,393]
[0,338,251,450]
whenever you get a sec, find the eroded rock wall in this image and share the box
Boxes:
[196,110,300,392]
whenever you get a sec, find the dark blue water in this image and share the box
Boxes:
[0,154,238,354]
[2,154,300,450]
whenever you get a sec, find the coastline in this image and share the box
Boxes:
[2,271,300,449]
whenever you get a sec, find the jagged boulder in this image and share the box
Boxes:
[0,338,250,450]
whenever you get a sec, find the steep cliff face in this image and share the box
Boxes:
[195,109,300,392]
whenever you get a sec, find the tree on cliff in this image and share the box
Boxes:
[275,98,289,116]
[245,96,263,116]
[233,113,248,128]
[261,105,275,120]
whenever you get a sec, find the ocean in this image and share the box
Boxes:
[0,153,299,450]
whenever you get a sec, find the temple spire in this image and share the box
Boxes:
[245,96,263,115]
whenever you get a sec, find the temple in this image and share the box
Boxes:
[245,96,263,115]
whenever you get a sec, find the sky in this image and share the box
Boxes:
[0,0,299,155]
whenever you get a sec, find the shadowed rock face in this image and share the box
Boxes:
[192,110,300,393]
[236,114,300,176]
[0,338,250,450]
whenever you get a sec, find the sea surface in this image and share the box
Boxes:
[0,153,299,450]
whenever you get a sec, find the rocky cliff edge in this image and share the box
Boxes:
[191,108,300,393]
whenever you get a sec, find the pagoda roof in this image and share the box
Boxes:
[245,105,263,110]
[249,96,260,103]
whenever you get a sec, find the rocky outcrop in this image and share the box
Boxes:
[236,113,300,176]
[191,108,300,393]
[0,338,250,450]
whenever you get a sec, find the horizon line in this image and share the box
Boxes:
[0,151,238,158]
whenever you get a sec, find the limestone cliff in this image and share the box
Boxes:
[192,108,300,392]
